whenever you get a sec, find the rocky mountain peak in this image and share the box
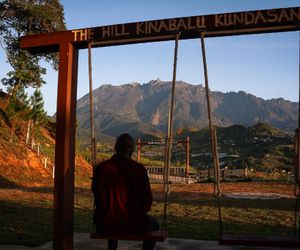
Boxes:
[76,80,298,137]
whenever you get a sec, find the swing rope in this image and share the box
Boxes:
[88,42,98,234]
[294,129,300,238]
[215,31,300,246]
[88,43,97,170]
[200,31,223,236]
[294,30,300,239]
[162,32,180,232]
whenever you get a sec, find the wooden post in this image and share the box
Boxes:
[44,157,48,168]
[185,136,190,183]
[137,139,141,163]
[26,120,31,144]
[244,167,248,180]
[53,41,78,250]
[221,168,225,180]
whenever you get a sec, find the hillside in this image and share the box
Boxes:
[0,84,295,186]
[137,123,295,173]
[0,94,92,188]
[0,130,92,188]
[76,79,298,138]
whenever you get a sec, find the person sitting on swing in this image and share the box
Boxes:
[92,133,159,250]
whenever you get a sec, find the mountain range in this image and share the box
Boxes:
[76,79,298,138]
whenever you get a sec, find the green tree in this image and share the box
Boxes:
[29,88,47,145]
[0,0,66,141]
[5,85,30,142]
[30,88,46,125]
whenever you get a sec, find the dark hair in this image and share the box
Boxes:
[114,133,135,155]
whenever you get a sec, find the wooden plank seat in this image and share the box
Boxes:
[90,230,168,241]
[219,234,300,248]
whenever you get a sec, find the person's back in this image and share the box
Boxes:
[93,153,152,233]
[92,133,158,250]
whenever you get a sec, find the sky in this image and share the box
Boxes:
[0,0,300,115]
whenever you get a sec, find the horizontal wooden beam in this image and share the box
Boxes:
[20,31,72,53]
[20,6,300,53]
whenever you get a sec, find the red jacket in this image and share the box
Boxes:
[92,154,153,234]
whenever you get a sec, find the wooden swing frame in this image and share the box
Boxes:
[20,6,300,250]
[200,30,300,248]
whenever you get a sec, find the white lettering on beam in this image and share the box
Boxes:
[254,12,267,24]
[215,14,224,27]
[102,24,130,38]
[290,8,300,21]
[224,13,233,26]
[245,12,255,25]
[102,26,110,38]
[72,30,80,41]
[88,29,94,40]
[196,16,206,28]
[158,20,169,32]
[136,22,145,35]
[187,17,197,29]
[215,8,300,27]
[137,17,206,34]
[266,10,278,22]
[177,18,188,30]
[72,29,94,41]
[278,9,290,22]
[233,13,244,25]
[148,21,159,33]
[80,29,88,41]
[71,7,300,42]
[169,19,177,31]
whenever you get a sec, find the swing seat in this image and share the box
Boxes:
[90,230,168,242]
[219,234,300,248]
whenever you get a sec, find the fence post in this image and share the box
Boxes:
[221,168,225,180]
[244,167,248,180]
[31,138,35,150]
[185,136,190,184]
[26,120,31,145]
[137,139,141,163]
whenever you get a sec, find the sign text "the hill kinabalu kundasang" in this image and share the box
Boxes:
[72,7,300,43]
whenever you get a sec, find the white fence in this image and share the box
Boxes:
[145,166,197,183]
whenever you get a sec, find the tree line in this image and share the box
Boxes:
[0,0,66,143]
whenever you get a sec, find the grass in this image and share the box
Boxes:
[150,196,295,240]
[0,189,53,246]
[0,182,297,246]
